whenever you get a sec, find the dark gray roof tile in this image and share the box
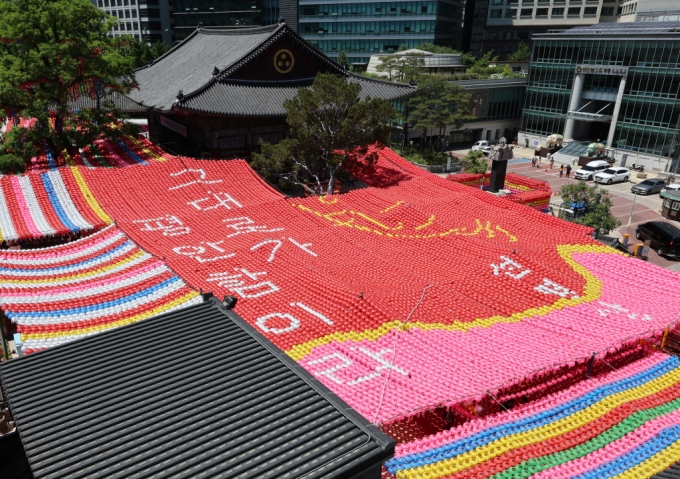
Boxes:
[182,75,415,117]
[127,25,282,112]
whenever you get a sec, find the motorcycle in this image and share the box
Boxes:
[629,163,644,172]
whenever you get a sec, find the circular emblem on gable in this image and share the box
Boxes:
[274,49,294,74]
[576,65,582,73]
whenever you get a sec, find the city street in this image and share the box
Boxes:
[504,158,680,269]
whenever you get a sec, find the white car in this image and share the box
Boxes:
[594,167,630,185]
[661,183,680,197]
[574,160,610,181]
[471,141,491,154]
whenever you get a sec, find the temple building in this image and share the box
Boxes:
[126,22,415,158]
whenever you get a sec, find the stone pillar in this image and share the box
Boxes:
[607,75,627,149]
[564,73,585,141]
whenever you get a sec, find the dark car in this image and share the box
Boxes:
[631,179,667,195]
[635,221,680,257]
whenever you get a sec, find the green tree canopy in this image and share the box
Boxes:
[461,149,487,174]
[337,50,349,68]
[408,75,473,150]
[251,74,395,195]
[0,0,137,160]
[510,41,531,62]
[376,53,424,83]
[559,181,621,234]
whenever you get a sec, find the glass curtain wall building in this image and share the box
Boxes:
[521,22,680,167]
[92,0,173,44]
[299,0,464,65]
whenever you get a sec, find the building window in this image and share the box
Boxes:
[491,0,503,4]
[124,0,128,4]
[117,0,122,5]
[520,8,533,17]
[601,6,614,15]
[505,32,512,39]
[536,7,548,16]
[490,9,502,17]
[118,9,123,17]
[504,8,517,17]
[104,0,109,6]
[132,9,137,17]
[501,46,512,53]
[126,21,131,30]
[488,32,500,39]
[131,0,135,4]
[552,7,565,15]
[518,31,530,39]
[567,7,581,16]
[98,0,103,6]
[583,6,597,15]
[506,0,518,4]
[125,9,130,18]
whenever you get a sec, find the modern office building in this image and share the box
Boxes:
[520,22,680,170]
[402,77,526,144]
[299,0,465,66]
[170,0,299,42]
[483,0,620,61]
[91,0,173,44]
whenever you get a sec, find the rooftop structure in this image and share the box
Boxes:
[0,298,395,479]
[125,23,415,157]
[366,49,465,77]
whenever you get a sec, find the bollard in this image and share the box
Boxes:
[634,243,644,257]
[623,234,629,247]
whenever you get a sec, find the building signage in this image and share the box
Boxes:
[159,115,187,137]
[575,65,628,76]
[219,137,246,149]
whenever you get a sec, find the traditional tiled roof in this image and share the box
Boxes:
[126,23,415,116]
[181,76,416,117]
[68,91,146,113]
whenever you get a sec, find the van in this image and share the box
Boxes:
[573,160,610,181]
[635,221,680,257]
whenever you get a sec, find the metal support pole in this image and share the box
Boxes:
[586,352,596,379]
[626,193,637,234]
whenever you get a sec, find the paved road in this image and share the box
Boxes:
[505,159,679,269]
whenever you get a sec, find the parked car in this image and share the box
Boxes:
[660,183,680,197]
[635,221,680,257]
[594,167,630,185]
[631,178,667,195]
[573,160,610,181]
[471,140,491,154]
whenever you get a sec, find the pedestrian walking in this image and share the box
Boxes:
[531,156,536,167]
[559,165,564,178]
[549,155,554,169]
[566,164,572,178]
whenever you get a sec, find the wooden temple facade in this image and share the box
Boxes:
[126,22,415,158]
